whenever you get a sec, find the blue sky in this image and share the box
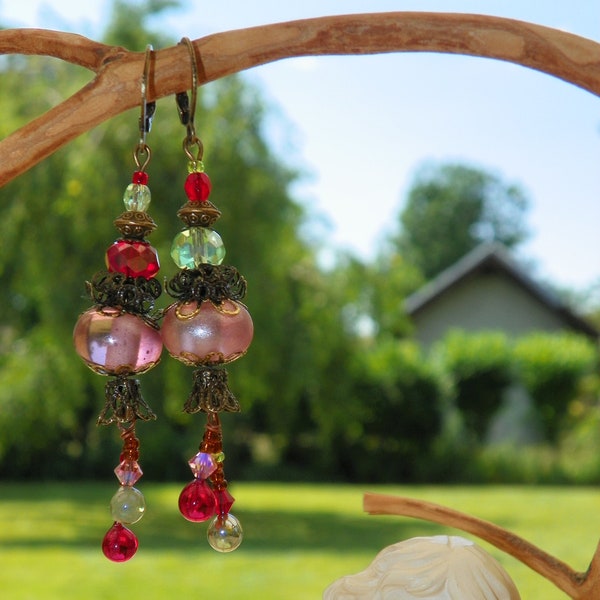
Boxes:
[2,1,600,295]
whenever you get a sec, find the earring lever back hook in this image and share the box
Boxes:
[134,44,155,172]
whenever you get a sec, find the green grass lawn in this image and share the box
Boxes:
[0,482,597,599]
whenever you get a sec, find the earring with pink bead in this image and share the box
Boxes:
[72,46,161,562]
[161,38,253,553]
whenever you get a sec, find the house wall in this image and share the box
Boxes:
[410,271,570,347]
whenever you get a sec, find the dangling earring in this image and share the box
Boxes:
[73,45,162,562]
[162,37,253,553]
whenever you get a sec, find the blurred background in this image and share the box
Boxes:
[0,0,598,486]
[1,3,599,598]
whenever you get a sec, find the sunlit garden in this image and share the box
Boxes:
[1,2,600,600]
[0,482,597,599]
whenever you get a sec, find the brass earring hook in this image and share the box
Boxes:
[134,44,156,172]
[176,37,204,164]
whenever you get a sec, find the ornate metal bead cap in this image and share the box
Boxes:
[86,271,162,323]
[114,210,157,239]
[166,264,247,304]
[177,200,222,228]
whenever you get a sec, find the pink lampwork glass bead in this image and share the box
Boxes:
[161,300,253,366]
[73,307,162,375]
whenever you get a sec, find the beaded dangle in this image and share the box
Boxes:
[72,46,161,562]
[162,38,253,552]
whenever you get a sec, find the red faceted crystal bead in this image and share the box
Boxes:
[179,479,217,522]
[132,171,149,185]
[214,487,235,516]
[102,522,138,562]
[184,172,211,202]
[106,240,160,279]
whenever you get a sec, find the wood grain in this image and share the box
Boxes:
[0,12,599,185]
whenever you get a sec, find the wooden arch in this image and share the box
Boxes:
[1,11,599,598]
[0,12,599,186]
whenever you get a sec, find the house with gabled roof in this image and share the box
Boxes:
[405,242,598,347]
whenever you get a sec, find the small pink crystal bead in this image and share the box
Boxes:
[162,300,253,366]
[188,452,217,479]
[114,459,143,486]
[102,522,138,562]
[73,307,162,375]
[179,479,217,522]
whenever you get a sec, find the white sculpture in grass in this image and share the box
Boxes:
[323,535,521,599]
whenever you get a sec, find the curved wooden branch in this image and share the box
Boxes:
[364,492,600,599]
[0,29,121,69]
[0,12,599,185]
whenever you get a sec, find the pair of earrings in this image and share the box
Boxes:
[72,41,253,562]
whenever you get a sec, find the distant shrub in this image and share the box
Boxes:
[318,330,599,484]
[340,339,445,482]
[468,444,566,484]
[513,332,597,441]
[433,330,512,441]
[557,385,600,484]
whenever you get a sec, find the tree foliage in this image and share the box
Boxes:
[395,161,530,279]
[513,332,597,442]
[342,340,445,482]
[433,330,513,442]
[338,252,424,339]
[0,0,590,485]
[0,0,353,479]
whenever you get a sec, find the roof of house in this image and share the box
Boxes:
[404,242,598,339]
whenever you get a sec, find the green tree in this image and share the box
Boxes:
[102,0,179,48]
[396,161,530,279]
[343,251,424,339]
[0,0,354,480]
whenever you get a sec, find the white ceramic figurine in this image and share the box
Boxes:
[323,535,521,599]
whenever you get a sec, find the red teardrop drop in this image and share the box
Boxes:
[178,479,217,522]
[102,522,138,562]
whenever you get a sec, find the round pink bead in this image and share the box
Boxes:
[73,307,162,375]
[162,300,253,366]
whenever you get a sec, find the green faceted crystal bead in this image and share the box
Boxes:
[171,227,226,268]
[123,183,151,211]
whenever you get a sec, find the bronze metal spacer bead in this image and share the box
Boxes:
[114,210,157,239]
[177,201,221,228]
